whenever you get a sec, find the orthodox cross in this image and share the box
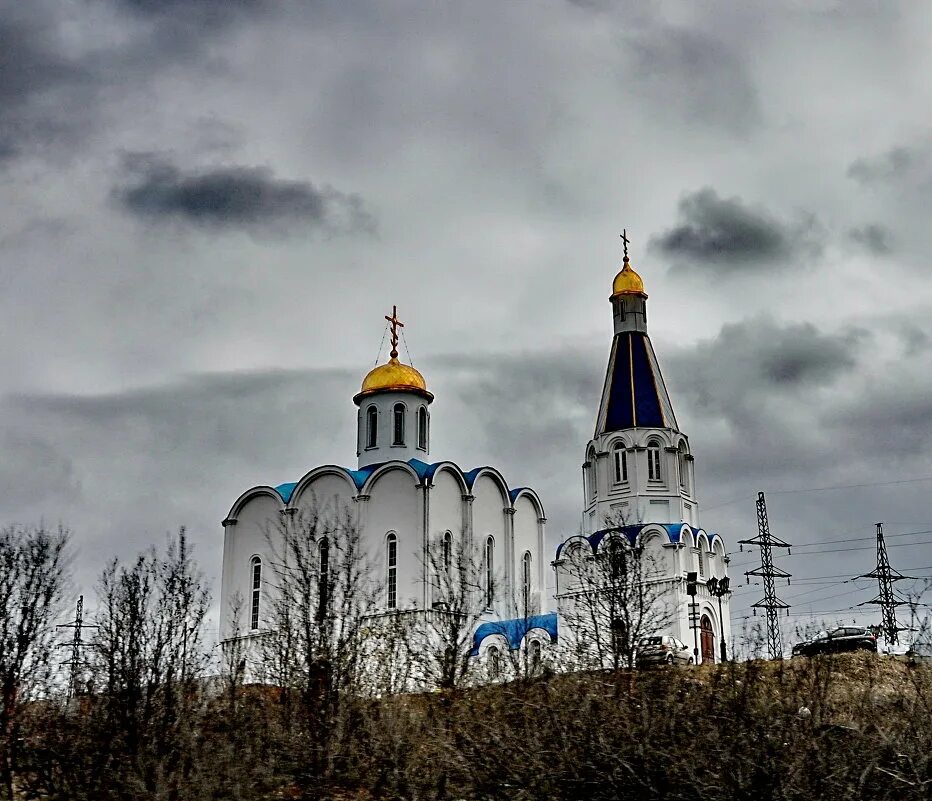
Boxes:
[620,229,631,263]
[385,305,404,359]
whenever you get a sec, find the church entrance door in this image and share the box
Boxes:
[700,615,715,664]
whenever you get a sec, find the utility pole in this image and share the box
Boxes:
[57,595,96,700]
[738,492,792,660]
[858,523,905,646]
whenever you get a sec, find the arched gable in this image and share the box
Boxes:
[288,465,359,509]
[465,466,511,507]
[360,460,422,494]
[510,487,545,520]
[429,462,469,494]
[225,486,285,523]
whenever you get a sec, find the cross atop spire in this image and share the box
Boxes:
[385,305,404,359]
[620,229,631,264]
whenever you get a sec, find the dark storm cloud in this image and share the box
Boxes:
[115,155,375,236]
[849,223,893,254]
[847,146,915,184]
[650,189,822,273]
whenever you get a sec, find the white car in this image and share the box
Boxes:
[636,635,693,667]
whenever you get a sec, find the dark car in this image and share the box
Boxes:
[792,626,877,657]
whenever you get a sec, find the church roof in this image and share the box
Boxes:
[270,459,541,509]
[470,612,559,656]
[554,523,721,560]
[594,331,678,435]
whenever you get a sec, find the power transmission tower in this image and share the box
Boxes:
[57,595,96,699]
[858,522,906,646]
[738,492,792,660]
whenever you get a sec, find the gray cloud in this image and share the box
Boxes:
[649,189,822,273]
[847,146,915,185]
[849,223,893,254]
[625,26,761,135]
[0,9,92,160]
[115,155,375,236]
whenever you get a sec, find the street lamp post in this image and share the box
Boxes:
[707,577,731,662]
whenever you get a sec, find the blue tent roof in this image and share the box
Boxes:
[471,612,559,656]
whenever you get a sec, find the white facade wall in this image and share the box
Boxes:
[220,460,547,649]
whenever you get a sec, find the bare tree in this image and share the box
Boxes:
[261,500,379,786]
[0,525,70,801]
[556,517,672,671]
[410,531,491,690]
[87,527,211,797]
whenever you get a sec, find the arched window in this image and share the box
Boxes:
[522,551,532,612]
[417,406,428,450]
[250,556,262,631]
[386,533,398,609]
[678,443,689,491]
[607,538,627,584]
[487,644,501,678]
[318,538,330,619]
[484,536,494,608]
[529,639,542,674]
[586,449,597,501]
[366,406,378,449]
[647,440,662,481]
[392,403,405,446]
[612,442,628,484]
[442,530,453,573]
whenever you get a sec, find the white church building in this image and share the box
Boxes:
[219,241,731,677]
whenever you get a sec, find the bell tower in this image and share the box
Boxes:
[582,233,697,532]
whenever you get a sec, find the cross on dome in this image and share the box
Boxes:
[385,304,404,359]
[620,229,631,263]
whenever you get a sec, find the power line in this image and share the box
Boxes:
[858,523,907,645]
[704,475,932,512]
[738,492,792,660]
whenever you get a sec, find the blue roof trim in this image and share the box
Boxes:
[555,524,720,559]
[471,612,559,656]
[259,460,542,512]
[274,482,298,503]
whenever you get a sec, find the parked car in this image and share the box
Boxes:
[636,635,693,667]
[792,627,877,657]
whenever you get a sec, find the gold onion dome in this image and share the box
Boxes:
[355,356,433,403]
[612,257,647,297]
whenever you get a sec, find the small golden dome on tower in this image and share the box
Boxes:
[358,357,430,397]
[611,229,647,297]
[612,260,646,297]
[354,305,433,404]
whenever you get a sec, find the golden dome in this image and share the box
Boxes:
[612,259,647,297]
[355,356,433,403]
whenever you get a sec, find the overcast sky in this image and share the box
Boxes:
[3,0,931,642]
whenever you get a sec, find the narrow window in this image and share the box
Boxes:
[522,551,532,613]
[613,444,628,483]
[679,445,689,490]
[487,645,501,677]
[250,556,261,630]
[608,539,627,584]
[485,536,494,607]
[647,442,662,481]
[529,639,542,673]
[586,450,597,500]
[698,545,705,578]
[417,406,428,450]
[318,538,330,619]
[386,533,398,609]
[392,403,405,446]
[442,530,453,573]
[366,406,378,449]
